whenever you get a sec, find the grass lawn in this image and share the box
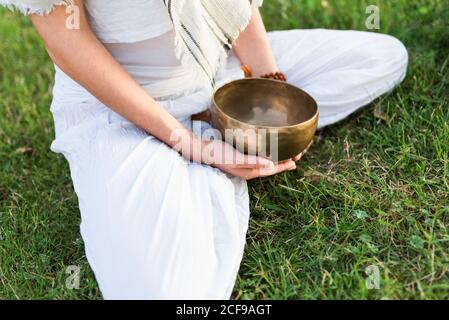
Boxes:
[0,0,448,299]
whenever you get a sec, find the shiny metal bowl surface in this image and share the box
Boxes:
[211,78,318,162]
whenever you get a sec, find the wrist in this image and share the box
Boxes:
[170,129,196,161]
[170,130,211,165]
[250,64,280,78]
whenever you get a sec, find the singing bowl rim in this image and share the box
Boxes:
[212,78,319,130]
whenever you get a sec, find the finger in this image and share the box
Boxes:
[293,152,303,162]
[258,159,295,176]
[233,155,275,170]
[253,156,276,169]
[243,160,297,179]
[276,160,296,173]
[237,167,271,180]
[216,144,272,169]
[278,158,294,165]
[237,158,297,179]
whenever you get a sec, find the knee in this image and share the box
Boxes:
[383,34,408,62]
[374,34,409,81]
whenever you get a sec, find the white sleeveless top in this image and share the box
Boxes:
[1,0,262,134]
[2,0,261,42]
[0,0,174,42]
[83,0,174,43]
[1,0,205,97]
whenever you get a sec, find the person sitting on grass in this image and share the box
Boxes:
[0,0,408,299]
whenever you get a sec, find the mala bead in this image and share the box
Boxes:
[261,71,287,82]
[240,64,287,82]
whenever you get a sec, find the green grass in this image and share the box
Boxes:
[0,0,448,300]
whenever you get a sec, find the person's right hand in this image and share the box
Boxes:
[200,139,301,180]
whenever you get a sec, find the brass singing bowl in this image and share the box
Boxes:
[211,78,318,162]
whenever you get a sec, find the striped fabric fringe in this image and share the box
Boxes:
[163,0,263,89]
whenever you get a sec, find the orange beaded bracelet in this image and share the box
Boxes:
[241,64,286,81]
[260,71,287,82]
[241,64,253,77]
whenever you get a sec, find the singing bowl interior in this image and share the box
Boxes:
[214,78,317,127]
[212,78,318,162]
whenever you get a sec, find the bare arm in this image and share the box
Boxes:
[30,1,298,179]
[233,7,279,77]
[31,1,190,152]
